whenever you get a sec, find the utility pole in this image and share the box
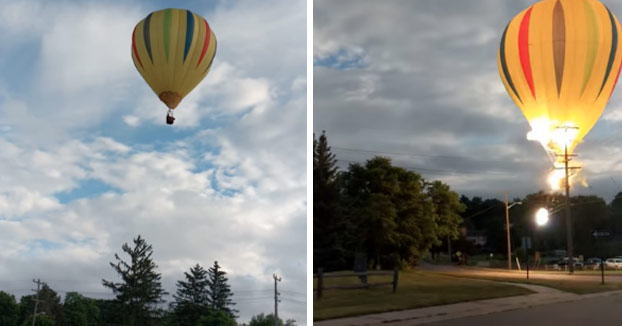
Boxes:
[555,126,579,274]
[505,194,511,270]
[31,279,43,326]
[564,142,574,274]
[447,235,451,259]
[273,273,281,326]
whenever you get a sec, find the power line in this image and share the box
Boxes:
[332,146,513,164]
[280,297,306,305]
[336,159,509,177]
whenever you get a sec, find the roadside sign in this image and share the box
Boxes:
[592,230,612,238]
[521,236,532,249]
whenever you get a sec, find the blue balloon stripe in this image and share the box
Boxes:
[184,10,194,62]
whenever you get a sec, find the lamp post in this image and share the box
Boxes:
[505,194,522,270]
[528,208,549,279]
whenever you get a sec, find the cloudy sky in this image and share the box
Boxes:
[0,0,306,323]
[314,0,622,203]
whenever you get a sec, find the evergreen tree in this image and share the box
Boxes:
[207,261,238,319]
[313,131,346,271]
[102,235,168,326]
[171,264,210,326]
[0,291,19,326]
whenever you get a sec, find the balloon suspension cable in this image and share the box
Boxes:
[166,109,175,125]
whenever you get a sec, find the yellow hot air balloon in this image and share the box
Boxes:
[132,8,217,124]
[498,0,622,156]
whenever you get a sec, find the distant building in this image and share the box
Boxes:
[466,230,487,247]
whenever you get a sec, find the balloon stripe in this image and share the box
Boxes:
[197,19,211,67]
[552,0,565,97]
[143,13,153,63]
[598,7,618,97]
[184,10,194,62]
[609,58,622,99]
[163,9,172,62]
[582,0,599,95]
[203,32,217,74]
[519,7,536,99]
[500,24,522,104]
[132,27,143,69]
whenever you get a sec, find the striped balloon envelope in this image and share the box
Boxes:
[498,0,622,154]
[131,8,217,124]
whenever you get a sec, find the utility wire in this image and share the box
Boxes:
[336,159,508,177]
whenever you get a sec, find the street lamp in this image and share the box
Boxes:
[505,194,522,270]
[527,208,549,279]
[535,208,549,227]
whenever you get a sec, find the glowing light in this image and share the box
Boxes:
[526,118,553,148]
[551,125,579,150]
[535,208,549,226]
[547,168,565,191]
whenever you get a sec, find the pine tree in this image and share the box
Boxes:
[102,235,168,326]
[313,131,346,271]
[171,264,210,326]
[207,261,238,319]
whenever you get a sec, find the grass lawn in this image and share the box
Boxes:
[313,270,533,321]
[443,273,622,294]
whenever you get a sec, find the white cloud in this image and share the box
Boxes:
[0,0,306,323]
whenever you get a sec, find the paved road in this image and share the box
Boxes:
[420,262,622,283]
[425,292,622,325]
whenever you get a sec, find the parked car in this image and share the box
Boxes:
[605,258,622,270]
[557,257,583,267]
[584,258,602,270]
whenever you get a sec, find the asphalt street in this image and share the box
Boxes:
[420,262,622,283]
[425,292,622,326]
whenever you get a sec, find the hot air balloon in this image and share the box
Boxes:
[131,8,217,125]
[498,0,622,157]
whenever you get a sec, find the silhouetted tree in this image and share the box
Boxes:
[102,235,168,326]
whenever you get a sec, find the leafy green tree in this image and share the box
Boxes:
[610,192,622,234]
[247,313,295,326]
[207,261,237,319]
[197,310,236,326]
[102,235,168,326]
[18,284,64,326]
[63,292,100,326]
[427,181,465,242]
[313,131,346,271]
[0,291,19,326]
[171,264,211,326]
[21,314,55,326]
[341,157,443,267]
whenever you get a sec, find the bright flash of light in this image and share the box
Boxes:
[526,118,579,152]
[535,208,549,226]
[526,118,553,146]
[526,118,584,192]
[547,168,565,191]
[551,126,579,150]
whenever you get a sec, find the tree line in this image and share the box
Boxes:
[455,191,622,260]
[0,235,296,326]
[314,132,465,271]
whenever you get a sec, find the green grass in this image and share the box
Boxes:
[443,273,622,294]
[313,270,533,321]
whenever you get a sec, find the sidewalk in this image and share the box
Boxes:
[314,282,622,326]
